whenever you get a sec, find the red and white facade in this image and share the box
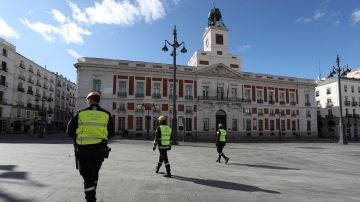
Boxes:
[75,9,317,139]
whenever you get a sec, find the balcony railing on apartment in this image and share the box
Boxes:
[185,95,193,100]
[279,101,286,105]
[135,93,144,98]
[117,92,127,98]
[135,108,144,113]
[152,93,161,99]
[325,114,334,118]
[344,101,350,106]
[352,101,358,106]
[18,75,26,81]
[269,112,275,116]
[257,99,263,104]
[268,100,275,104]
[326,102,334,107]
[117,107,126,112]
[198,96,246,103]
[290,101,297,106]
[17,87,25,92]
[305,102,311,106]
[185,109,193,114]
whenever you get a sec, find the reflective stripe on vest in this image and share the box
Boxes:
[76,110,109,145]
[158,125,172,149]
[219,129,227,142]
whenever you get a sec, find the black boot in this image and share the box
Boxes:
[164,164,171,178]
[221,153,229,164]
[155,162,162,173]
[85,189,96,202]
[216,155,221,163]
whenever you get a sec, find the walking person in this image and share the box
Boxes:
[153,116,172,177]
[216,123,229,164]
[66,91,114,202]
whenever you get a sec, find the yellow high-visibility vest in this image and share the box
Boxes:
[219,129,227,142]
[158,125,172,149]
[76,110,109,145]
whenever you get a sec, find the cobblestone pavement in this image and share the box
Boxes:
[0,135,360,202]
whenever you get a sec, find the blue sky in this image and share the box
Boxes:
[0,0,359,82]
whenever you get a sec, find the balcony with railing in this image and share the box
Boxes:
[352,101,358,106]
[316,103,322,108]
[152,93,161,99]
[244,112,252,116]
[27,90,33,95]
[291,113,297,117]
[279,101,286,105]
[354,114,360,118]
[269,112,275,116]
[19,63,25,69]
[185,95,193,100]
[268,100,275,105]
[135,108,144,113]
[326,102,334,107]
[290,101,297,106]
[198,96,245,103]
[1,65,7,72]
[258,112,264,116]
[117,107,126,113]
[169,94,178,99]
[305,102,311,106]
[135,93,144,98]
[257,99,263,104]
[185,109,193,114]
[17,87,25,92]
[344,101,350,106]
[325,114,334,118]
[18,75,26,81]
[306,113,311,118]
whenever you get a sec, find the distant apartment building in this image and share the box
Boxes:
[316,75,360,140]
[74,7,317,140]
[0,38,76,134]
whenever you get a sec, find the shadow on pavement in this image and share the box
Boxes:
[172,175,281,194]
[0,189,33,202]
[228,163,300,171]
[0,165,17,171]
[0,134,71,144]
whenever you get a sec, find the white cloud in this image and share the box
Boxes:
[0,18,20,38]
[51,9,67,23]
[296,8,327,24]
[67,48,82,59]
[351,9,360,24]
[238,45,251,51]
[69,0,166,25]
[20,18,57,42]
[20,9,91,44]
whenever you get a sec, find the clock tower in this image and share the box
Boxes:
[188,7,241,70]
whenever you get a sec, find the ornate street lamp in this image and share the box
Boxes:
[328,54,351,145]
[162,25,187,145]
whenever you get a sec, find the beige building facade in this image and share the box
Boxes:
[0,38,76,134]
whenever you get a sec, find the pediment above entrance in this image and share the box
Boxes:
[195,63,241,78]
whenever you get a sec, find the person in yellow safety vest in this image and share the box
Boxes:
[66,91,114,202]
[153,115,172,177]
[216,123,229,164]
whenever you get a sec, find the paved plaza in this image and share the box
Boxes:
[0,134,360,202]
